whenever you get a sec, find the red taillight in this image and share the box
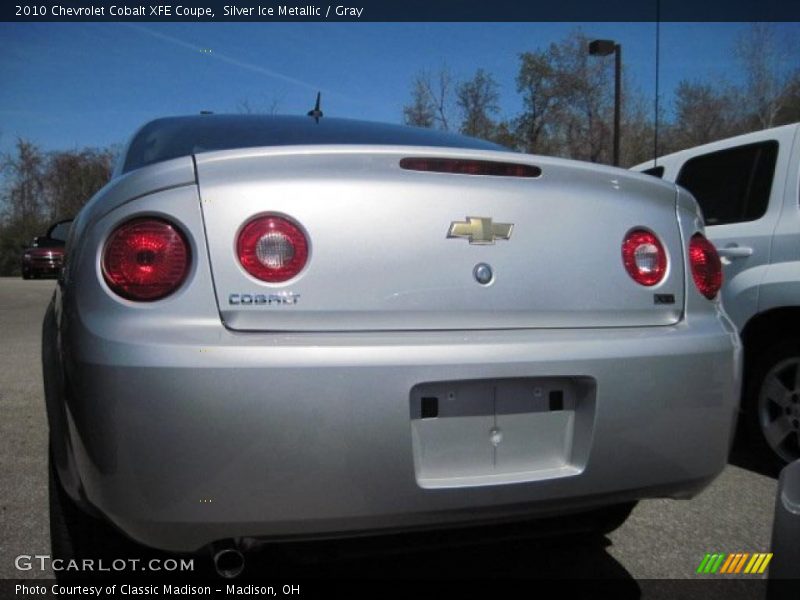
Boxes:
[102,217,190,301]
[399,157,541,178]
[689,233,723,299]
[621,229,667,286]
[237,215,308,283]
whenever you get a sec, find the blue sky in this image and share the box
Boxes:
[1,22,798,156]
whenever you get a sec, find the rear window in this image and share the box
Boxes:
[119,115,504,174]
[676,141,778,226]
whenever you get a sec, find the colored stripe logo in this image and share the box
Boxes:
[696,553,773,574]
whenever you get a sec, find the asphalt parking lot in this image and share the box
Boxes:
[0,277,779,583]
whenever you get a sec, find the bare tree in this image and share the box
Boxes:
[555,32,614,162]
[46,149,115,221]
[0,139,47,274]
[515,50,560,154]
[398,26,799,165]
[0,141,116,275]
[664,80,741,152]
[402,67,455,131]
[237,98,255,114]
[620,90,657,167]
[735,23,799,129]
[491,119,521,150]
[516,31,618,162]
[426,68,454,131]
[236,94,283,115]
[775,72,800,125]
[456,69,500,139]
[1,138,46,228]
[402,76,436,128]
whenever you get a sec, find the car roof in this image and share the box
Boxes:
[117,114,506,175]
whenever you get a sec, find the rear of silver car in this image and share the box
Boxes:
[51,145,740,553]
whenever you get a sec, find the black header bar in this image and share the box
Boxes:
[4,0,800,23]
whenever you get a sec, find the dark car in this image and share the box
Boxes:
[21,220,71,279]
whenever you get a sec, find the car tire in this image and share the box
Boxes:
[744,339,800,468]
[49,446,147,580]
[22,271,31,280]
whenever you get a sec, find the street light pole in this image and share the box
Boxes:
[589,39,622,167]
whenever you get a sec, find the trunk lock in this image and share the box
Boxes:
[473,263,494,285]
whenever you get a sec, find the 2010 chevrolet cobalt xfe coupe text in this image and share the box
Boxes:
[43,115,740,575]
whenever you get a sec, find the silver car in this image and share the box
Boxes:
[44,114,740,574]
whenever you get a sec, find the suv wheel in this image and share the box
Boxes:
[745,340,800,466]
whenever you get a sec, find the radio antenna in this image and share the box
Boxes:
[653,0,661,166]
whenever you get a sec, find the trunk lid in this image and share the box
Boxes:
[195,146,684,332]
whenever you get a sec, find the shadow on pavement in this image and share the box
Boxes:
[52,521,638,588]
[728,424,782,480]
[240,530,634,580]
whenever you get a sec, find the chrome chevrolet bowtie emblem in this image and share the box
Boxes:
[447,217,513,245]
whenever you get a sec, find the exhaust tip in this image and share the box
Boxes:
[213,547,245,579]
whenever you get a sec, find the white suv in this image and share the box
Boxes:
[634,123,800,466]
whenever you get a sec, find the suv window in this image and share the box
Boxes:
[676,141,778,226]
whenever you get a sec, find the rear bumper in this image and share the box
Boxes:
[60,313,740,552]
